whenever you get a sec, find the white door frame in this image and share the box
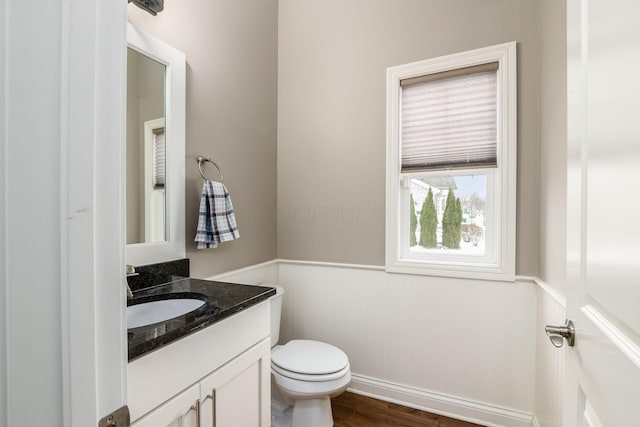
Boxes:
[64,0,128,424]
[1,0,127,426]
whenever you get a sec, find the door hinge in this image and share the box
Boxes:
[98,405,130,427]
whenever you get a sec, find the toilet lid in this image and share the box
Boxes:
[271,340,349,375]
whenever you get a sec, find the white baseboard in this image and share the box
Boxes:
[348,373,535,427]
[532,415,542,427]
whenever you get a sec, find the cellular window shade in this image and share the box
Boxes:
[400,63,498,172]
[153,129,165,188]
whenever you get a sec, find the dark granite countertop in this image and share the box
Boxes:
[127,278,275,361]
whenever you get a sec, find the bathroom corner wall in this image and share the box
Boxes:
[538,0,567,296]
[534,1,567,426]
[128,0,278,278]
[533,283,565,427]
[277,0,540,276]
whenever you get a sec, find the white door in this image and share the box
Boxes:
[564,0,640,425]
[1,1,128,426]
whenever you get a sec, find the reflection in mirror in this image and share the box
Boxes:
[126,23,186,266]
[126,48,167,244]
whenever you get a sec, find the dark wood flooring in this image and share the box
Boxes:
[331,392,482,427]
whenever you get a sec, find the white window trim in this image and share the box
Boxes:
[385,42,517,282]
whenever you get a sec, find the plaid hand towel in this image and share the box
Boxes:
[194,180,240,249]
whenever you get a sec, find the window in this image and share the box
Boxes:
[144,118,166,242]
[386,42,516,281]
[152,127,166,189]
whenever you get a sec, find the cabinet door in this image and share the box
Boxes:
[200,338,271,427]
[131,383,200,427]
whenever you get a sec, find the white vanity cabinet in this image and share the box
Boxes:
[129,384,199,427]
[128,301,271,427]
[199,339,271,427]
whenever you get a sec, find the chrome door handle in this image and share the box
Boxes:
[545,319,575,348]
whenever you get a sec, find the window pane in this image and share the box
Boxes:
[408,174,486,256]
[153,128,166,189]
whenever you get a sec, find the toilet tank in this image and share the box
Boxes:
[269,285,285,348]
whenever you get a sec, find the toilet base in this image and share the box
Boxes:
[291,397,333,427]
[271,398,293,427]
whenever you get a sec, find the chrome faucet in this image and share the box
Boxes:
[125,265,138,298]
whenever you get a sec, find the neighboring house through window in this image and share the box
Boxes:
[385,42,517,281]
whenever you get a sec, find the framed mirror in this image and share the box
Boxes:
[126,23,186,266]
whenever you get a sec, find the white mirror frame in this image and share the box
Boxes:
[126,23,186,266]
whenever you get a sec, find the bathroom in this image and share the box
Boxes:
[2,0,639,426]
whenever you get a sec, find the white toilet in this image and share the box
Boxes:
[269,286,351,427]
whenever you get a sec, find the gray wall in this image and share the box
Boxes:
[277,0,541,275]
[535,2,567,425]
[128,0,278,277]
[127,0,564,280]
[538,0,567,293]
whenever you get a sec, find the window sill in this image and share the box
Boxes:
[385,258,515,282]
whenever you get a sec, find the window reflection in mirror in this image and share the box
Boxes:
[126,47,167,244]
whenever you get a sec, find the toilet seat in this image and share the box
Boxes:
[271,365,351,399]
[272,361,351,382]
[271,340,349,376]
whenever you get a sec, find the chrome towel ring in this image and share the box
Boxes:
[196,156,224,182]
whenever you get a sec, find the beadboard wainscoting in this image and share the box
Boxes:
[204,260,567,427]
[532,279,566,427]
[277,261,536,427]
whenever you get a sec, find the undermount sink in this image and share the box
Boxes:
[127,298,205,329]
